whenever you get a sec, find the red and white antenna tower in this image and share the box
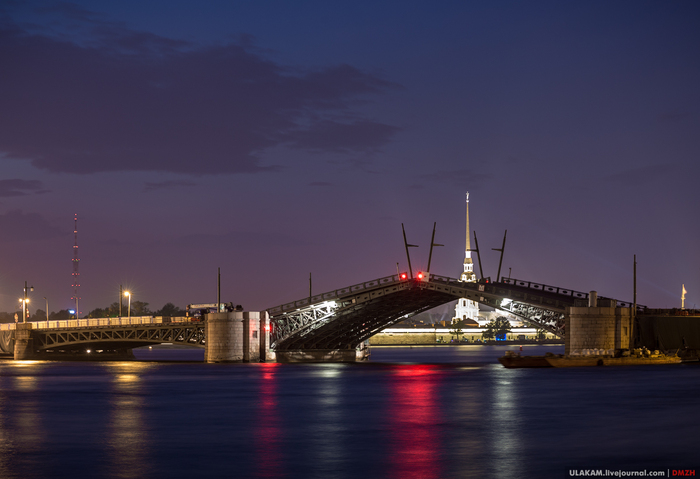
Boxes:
[71,214,80,318]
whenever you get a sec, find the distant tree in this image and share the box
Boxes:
[156,303,185,317]
[87,308,107,319]
[484,316,512,341]
[50,310,72,321]
[0,312,14,323]
[449,319,465,342]
[30,309,48,322]
[129,301,151,316]
[106,302,121,317]
[482,323,496,341]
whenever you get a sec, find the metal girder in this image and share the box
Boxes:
[494,300,565,337]
[271,301,337,347]
[274,287,451,351]
[34,323,205,350]
[268,274,636,351]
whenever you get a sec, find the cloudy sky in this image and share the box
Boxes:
[1,1,698,316]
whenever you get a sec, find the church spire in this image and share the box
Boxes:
[454,192,480,324]
[460,192,476,283]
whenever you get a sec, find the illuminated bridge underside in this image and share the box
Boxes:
[34,323,205,351]
[269,274,636,351]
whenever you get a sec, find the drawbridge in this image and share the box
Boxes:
[267,273,636,352]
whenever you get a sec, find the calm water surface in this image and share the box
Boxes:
[0,345,697,478]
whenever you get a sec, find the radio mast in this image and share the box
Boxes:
[71,214,80,318]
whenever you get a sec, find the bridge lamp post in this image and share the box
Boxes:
[19,298,29,322]
[20,281,33,323]
[124,291,131,319]
[44,297,49,324]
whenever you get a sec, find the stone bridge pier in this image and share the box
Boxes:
[205,311,274,363]
[565,292,632,356]
[14,323,34,360]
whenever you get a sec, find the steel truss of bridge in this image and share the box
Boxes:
[34,322,205,351]
[267,274,639,352]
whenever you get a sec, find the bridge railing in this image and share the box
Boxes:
[268,273,407,315]
[429,274,641,309]
[0,316,192,331]
[498,277,642,309]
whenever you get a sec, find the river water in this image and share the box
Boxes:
[0,345,696,478]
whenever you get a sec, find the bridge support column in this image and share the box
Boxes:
[567,298,632,356]
[14,323,36,360]
[259,312,275,362]
[205,311,262,363]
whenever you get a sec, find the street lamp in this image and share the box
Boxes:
[124,291,131,319]
[44,297,49,324]
[21,281,33,323]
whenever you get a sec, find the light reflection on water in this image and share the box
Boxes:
[0,345,697,478]
[491,368,522,478]
[255,363,282,478]
[108,363,151,479]
[388,365,442,479]
[311,364,344,475]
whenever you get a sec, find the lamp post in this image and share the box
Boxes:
[44,297,49,324]
[21,281,34,323]
[124,291,131,320]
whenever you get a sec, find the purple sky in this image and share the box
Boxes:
[1,1,699,316]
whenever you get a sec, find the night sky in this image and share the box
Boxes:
[1,1,699,316]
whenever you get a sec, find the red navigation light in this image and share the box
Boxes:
[417,272,424,280]
[400,272,408,280]
[264,324,271,332]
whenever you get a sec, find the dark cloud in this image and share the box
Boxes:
[144,180,197,192]
[309,181,332,187]
[0,10,399,175]
[604,164,674,186]
[0,179,48,197]
[0,209,65,242]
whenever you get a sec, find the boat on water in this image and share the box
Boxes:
[498,348,682,368]
[545,351,682,368]
[498,350,558,368]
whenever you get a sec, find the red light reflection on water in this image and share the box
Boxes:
[255,363,282,478]
[387,365,442,479]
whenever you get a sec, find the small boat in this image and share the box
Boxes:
[498,350,556,368]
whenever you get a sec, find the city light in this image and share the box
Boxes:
[124,291,131,319]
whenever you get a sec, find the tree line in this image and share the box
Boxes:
[0,302,186,323]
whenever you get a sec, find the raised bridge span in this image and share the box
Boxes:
[266,273,637,360]
[1,273,637,361]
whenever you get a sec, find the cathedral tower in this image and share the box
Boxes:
[454,193,480,323]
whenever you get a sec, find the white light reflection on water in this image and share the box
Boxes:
[490,366,522,478]
[0,362,45,477]
[0,370,11,479]
[105,362,153,478]
[311,364,345,474]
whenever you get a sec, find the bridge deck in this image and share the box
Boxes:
[267,274,641,351]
